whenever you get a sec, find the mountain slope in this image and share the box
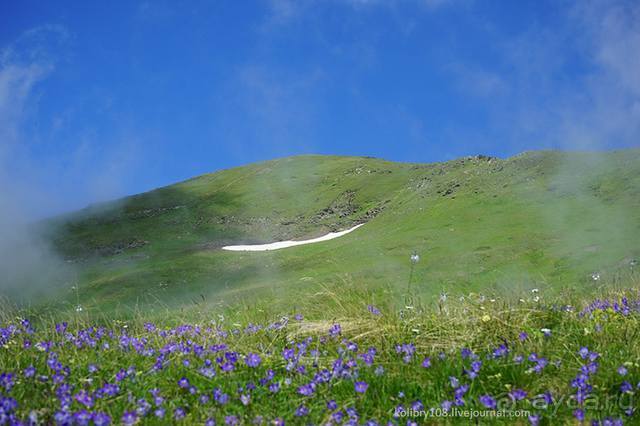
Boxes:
[45,150,640,311]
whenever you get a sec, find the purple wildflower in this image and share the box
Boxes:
[76,410,94,426]
[225,416,239,425]
[23,365,36,378]
[92,413,111,426]
[396,343,416,363]
[121,411,137,426]
[579,347,590,359]
[479,395,497,409]
[245,353,261,368]
[493,344,509,358]
[329,323,341,338]
[173,408,186,420]
[355,381,368,393]
[269,382,280,393]
[510,389,527,401]
[367,305,381,315]
[282,348,295,360]
[298,383,315,396]
[449,376,459,388]
[295,404,309,417]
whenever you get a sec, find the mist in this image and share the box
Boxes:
[0,200,73,302]
[0,25,149,302]
[548,0,640,275]
[0,26,74,302]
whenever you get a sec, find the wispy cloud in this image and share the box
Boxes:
[0,26,64,217]
[225,63,326,158]
[0,26,75,298]
[0,23,149,298]
[448,63,508,98]
[263,0,302,28]
[448,0,640,152]
[344,0,454,9]
[549,0,640,149]
[262,0,454,29]
[0,24,148,219]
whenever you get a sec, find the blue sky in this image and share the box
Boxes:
[0,0,639,218]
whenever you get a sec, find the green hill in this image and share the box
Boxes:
[42,149,640,312]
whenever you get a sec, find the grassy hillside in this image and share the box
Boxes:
[41,149,640,313]
[3,149,640,425]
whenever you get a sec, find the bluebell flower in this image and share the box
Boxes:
[121,411,137,426]
[449,376,459,388]
[297,383,316,396]
[367,305,381,315]
[479,395,497,409]
[329,324,341,338]
[245,353,261,368]
[620,381,633,393]
[173,407,186,420]
[295,404,309,417]
[92,413,111,426]
[509,389,527,401]
[355,381,368,393]
[225,415,239,425]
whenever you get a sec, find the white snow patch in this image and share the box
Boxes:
[222,223,365,252]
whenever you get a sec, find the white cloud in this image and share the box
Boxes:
[0,26,76,297]
[555,0,640,149]
[0,27,61,219]
[450,0,640,151]
[229,64,325,156]
[448,63,508,98]
[575,0,640,95]
[262,0,453,29]
[0,25,145,219]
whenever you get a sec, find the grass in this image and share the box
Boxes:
[2,272,640,424]
[3,149,640,424]
[21,149,639,314]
